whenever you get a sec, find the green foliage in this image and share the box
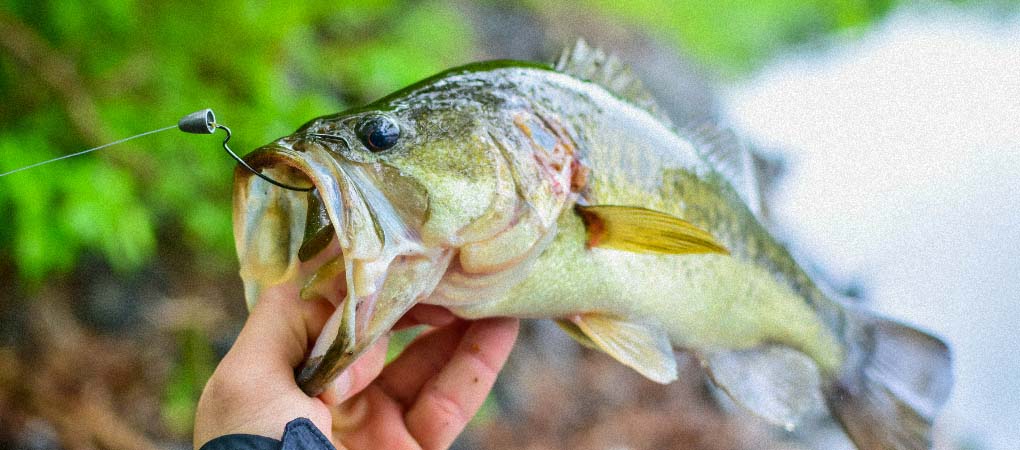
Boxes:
[0,0,475,282]
[162,327,216,436]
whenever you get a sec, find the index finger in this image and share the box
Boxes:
[393,304,457,330]
[404,317,519,450]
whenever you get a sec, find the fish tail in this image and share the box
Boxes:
[824,306,953,450]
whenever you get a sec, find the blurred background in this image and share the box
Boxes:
[1,1,1017,449]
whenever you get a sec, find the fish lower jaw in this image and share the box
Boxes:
[306,288,378,360]
[307,295,347,360]
[297,250,451,396]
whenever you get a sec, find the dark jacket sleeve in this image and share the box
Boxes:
[199,418,336,450]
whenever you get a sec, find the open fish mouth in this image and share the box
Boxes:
[233,138,451,396]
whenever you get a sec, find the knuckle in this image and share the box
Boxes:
[421,385,470,426]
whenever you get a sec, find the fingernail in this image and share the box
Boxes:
[317,370,353,406]
[332,370,352,399]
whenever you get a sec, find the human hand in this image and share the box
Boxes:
[193,282,519,450]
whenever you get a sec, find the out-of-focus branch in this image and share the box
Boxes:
[0,11,109,145]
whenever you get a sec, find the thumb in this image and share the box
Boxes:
[194,282,336,446]
[232,282,335,372]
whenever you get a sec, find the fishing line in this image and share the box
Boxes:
[0,125,177,178]
[0,108,314,192]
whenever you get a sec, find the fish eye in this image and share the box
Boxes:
[356,115,400,152]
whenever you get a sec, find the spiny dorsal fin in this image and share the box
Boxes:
[683,123,784,221]
[555,39,673,126]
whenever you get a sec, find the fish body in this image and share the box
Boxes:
[233,42,951,449]
[434,63,842,372]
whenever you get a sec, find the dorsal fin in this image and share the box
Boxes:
[555,39,673,126]
[683,123,783,221]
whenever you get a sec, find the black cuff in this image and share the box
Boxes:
[199,433,279,450]
[199,418,336,450]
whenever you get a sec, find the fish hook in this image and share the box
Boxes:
[216,124,314,192]
[178,109,314,192]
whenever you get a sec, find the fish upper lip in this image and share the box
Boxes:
[245,137,425,258]
[247,140,376,253]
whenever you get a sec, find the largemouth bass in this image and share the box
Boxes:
[233,41,951,450]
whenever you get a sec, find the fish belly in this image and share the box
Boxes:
[448,211,843,374]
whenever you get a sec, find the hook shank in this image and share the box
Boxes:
[216,125,313,192]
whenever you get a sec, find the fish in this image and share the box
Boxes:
[232,41,952,450]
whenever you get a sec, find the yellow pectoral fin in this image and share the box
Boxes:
[564,313,678,384]
[554,318,598,349]
[576,205,729,255]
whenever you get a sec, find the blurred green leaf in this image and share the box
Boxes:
[387,325,424,363]
[162,327,216,436]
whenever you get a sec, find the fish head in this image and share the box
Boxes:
[232,90,535,395]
